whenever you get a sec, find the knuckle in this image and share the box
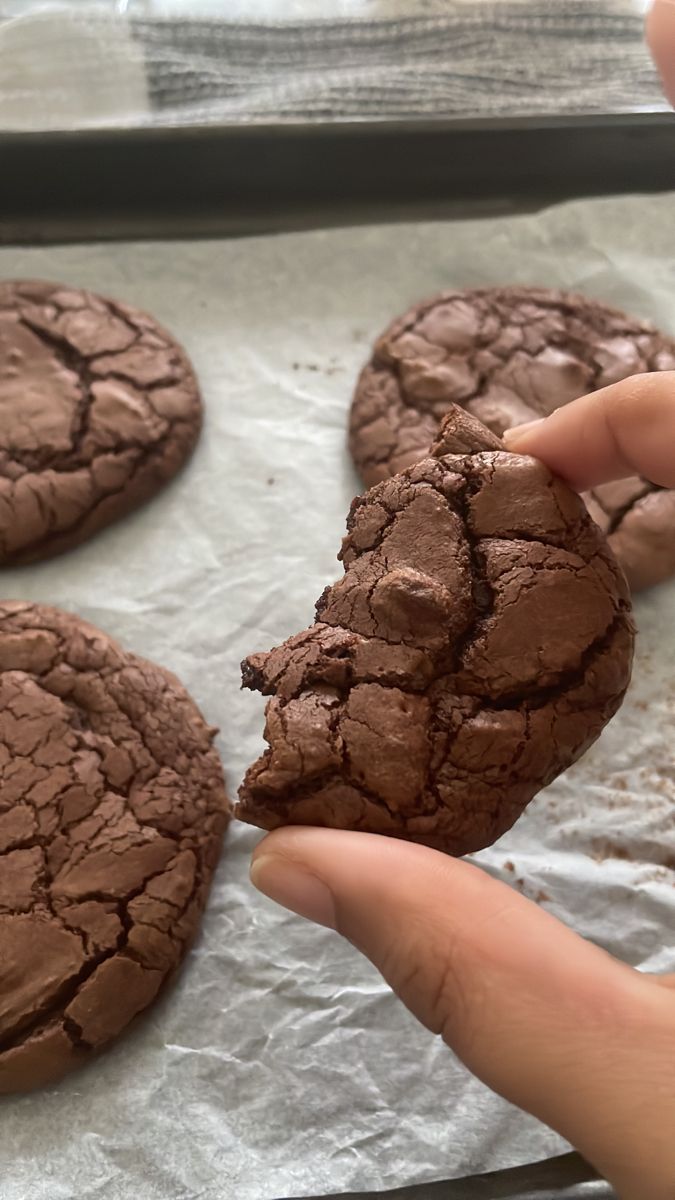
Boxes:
[379,916,478,1045]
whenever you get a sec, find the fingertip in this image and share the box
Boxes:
[498,373,675,491]
[250,824,402,869]
[501,408,583,487]
[502,418,545,449]
[250,826,292,865]
[250,848,337,929]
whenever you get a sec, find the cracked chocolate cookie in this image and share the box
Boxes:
[0,602,229,1093]
[238,407,634,856]
[349,287,675,591]
[0,279,202,564]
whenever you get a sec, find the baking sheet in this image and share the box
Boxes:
[0,193,673,1200]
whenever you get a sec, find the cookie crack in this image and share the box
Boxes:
[433,462,494,670]
[602,481,662,536]
[0,857,195,1058]
[460,611,627,712]
[6,418,189,562]
[19,315,99,468]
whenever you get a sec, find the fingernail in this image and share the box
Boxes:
[503,418,545,446]
[250,854,337,929]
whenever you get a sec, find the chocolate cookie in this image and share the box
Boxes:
[0,280,202,564]
[0,602,229,1093]
[349,287,675,591]
[238,408,634,856]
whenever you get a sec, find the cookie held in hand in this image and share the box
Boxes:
[349,287,675,591]
[0,279,202,564]
[0,602,229,1093]
[237,408,634,856]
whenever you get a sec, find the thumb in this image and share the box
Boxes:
[251,827,675,1199]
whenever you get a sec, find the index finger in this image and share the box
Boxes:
[503,372,675,491]
[647,0,675,106]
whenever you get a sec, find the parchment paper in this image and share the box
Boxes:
[0,192,673,1200]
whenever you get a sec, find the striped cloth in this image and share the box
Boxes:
[0,0,665,130]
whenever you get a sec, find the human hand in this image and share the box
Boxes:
[647,0,675,104]
[251,375,675,1200]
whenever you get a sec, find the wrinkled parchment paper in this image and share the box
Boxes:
[0,193,673,1200]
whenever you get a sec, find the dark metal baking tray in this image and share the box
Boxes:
[1,111,674,244]
[293,1152,613,1199]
